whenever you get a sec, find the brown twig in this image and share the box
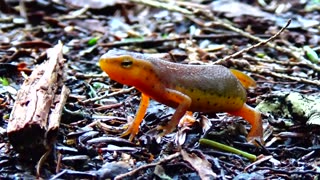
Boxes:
[82,87,135,104]
[129,0,192,15]
[243,54,320,72]
[214,19,291,64]
[256,69,320,86]
[100,34,242,48]
[114,152,181,180]
[74,73,109,79]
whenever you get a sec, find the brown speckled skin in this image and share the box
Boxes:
[100,49,263,143]
[100,49,246,112]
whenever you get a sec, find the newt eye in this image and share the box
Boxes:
[121,59,133,68]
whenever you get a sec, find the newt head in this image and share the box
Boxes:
[99,52,153,87]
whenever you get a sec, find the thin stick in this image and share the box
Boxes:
[114,152,181,180]
[82,87,135,104]
[129,0,192,15]
[214,19,291,64]
[257,69,320,86]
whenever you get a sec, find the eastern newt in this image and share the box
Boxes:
[99,49,263,143]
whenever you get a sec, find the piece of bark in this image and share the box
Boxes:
[256,92,320,125]
[7,42,70,158]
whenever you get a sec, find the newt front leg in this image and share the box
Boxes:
[121,93,149,141]
[122,89,192,141]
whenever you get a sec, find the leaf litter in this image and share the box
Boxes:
[0,0,320,179]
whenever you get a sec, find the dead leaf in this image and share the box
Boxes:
[154,165,172,180]
[181,150,216,180]
[211,0,274,19]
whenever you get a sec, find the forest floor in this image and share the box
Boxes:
[0,0,320,179]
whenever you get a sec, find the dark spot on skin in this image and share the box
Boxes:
[227,96,231,99]
[214,103,217,106]
[190,89,194,92]
[207,101,210,105]
[197,98,200,101]
[152,85,155,89]
[146,77,149,80]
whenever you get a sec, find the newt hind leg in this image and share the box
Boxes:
[157,89,192,138]
[228,103,263,144]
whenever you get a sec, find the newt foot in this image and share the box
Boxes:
[157,124,176,137]
[247,135,264,146]
[120,124,138,142]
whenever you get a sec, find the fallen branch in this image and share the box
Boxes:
[7,42,70,159]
